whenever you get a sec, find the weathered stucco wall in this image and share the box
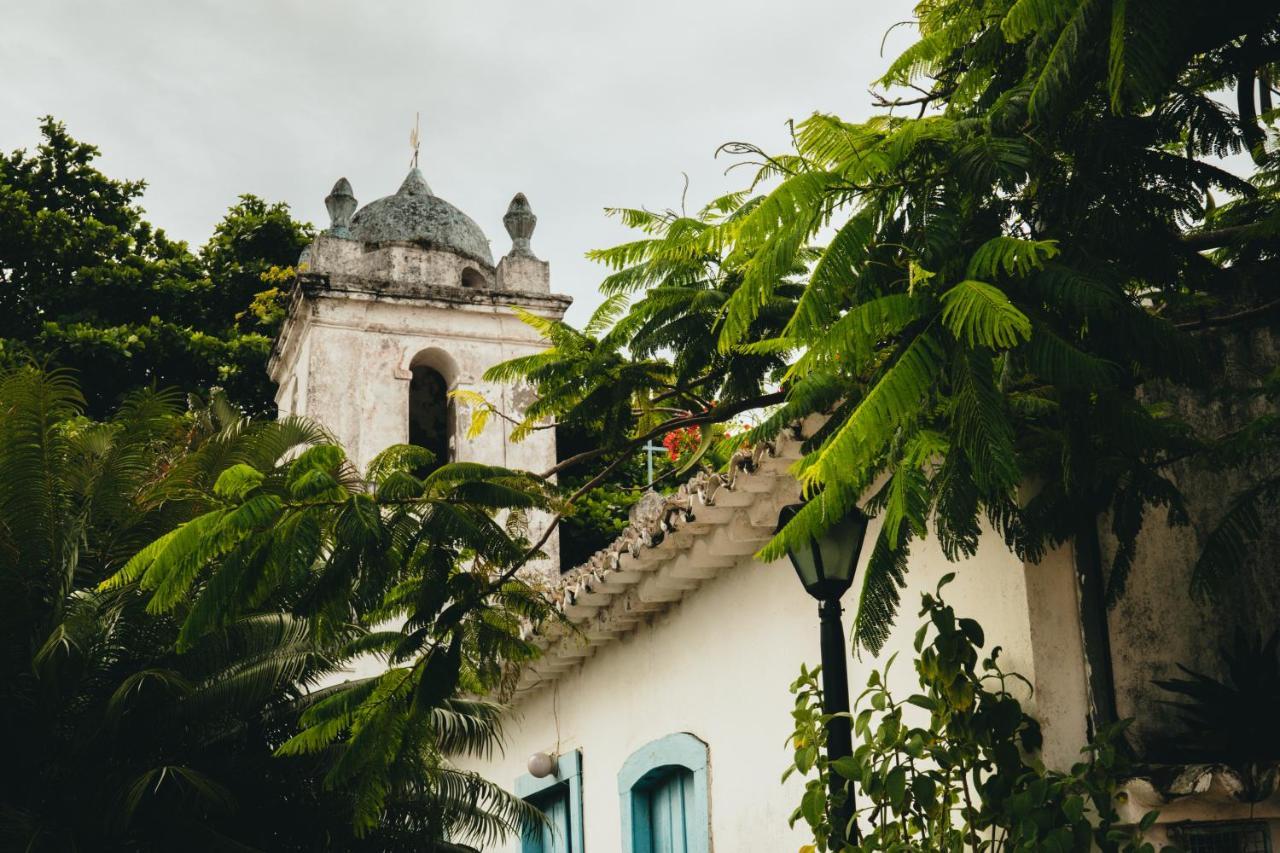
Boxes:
[455,512,1062,852]
[278,294,557,471]
[1104,327,1280,755]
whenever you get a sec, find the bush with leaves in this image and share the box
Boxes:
[785,577,1165,852]
[101,419,564,837]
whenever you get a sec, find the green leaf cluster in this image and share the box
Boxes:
[0,118,313,417]
[0,365,553,850]
[785,579,1167,852]
[493,1,1280,652]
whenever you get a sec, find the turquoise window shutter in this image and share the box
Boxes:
[515,750,584,853]
[533,791,570,853]
[647,768,695,853]
[617,733,710,853]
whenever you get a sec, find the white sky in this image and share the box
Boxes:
[2,0,918,325]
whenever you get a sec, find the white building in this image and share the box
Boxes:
[276,163,1280,851]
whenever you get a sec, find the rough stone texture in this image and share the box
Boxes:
[495,192,550,292]
[1119,766,1280,846]
[347,168,494,267]
[324,177,357,238]
[302,235,500,291]
[503,192,537,257]
[496,252,550,293]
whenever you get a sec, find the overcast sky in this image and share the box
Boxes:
[3,0,917,324]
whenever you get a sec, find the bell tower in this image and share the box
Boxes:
[268,165,571,571]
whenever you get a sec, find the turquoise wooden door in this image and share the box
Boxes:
[539,791,571,853]
[525,784,571,853]
[646,768,695,853]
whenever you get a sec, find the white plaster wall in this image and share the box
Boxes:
[456,516,1045,852]
[1020,541,1091,771]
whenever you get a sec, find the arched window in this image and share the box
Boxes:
[460,267,485,289]
[408,363,452,471]
[618,733,710,853]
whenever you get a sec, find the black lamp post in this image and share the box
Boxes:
[777,502,870,850]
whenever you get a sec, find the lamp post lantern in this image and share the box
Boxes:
[777,502,870,850]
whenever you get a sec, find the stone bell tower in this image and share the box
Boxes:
[268,164,571,570]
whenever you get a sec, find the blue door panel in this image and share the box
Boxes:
[618,734,709,853]
[646,768,693,853]
[540,792,570,853]
[524,783,571,853]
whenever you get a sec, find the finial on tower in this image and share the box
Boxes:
[409,112,421,170]
[325,177,357,237]
[504,193,537,258]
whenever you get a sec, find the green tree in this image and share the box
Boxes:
[0,366,547,851]
[0,118,311,417]
[489,0,1280,726]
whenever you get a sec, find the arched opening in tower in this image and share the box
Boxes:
[408,365,451,472]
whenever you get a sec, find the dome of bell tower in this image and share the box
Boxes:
[347,167,494,267]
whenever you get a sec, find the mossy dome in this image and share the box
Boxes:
[348,168,494,267]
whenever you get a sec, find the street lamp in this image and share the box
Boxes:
[777,501,870,850]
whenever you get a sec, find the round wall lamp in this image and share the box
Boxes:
[527,751,558,779]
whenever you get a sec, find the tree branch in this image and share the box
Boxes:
[487,441,643,593]
[1179,224,1266,250]
[538,390,786,480]
[1176,297,1280,330]
[484,388,787,592]
[1238,37,1269,166]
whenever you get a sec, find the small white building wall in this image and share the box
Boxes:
[456,514,1072,852]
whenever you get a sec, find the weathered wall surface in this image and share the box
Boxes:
[303,235,498,292]
[1104,326,1280,755]
[280,294,558,473]
[454,513,1056,852]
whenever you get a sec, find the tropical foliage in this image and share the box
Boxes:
[488,0,1280,666]
[0,365,551,850]
[0,118,311,416]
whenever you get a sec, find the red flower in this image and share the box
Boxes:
[662,425,702,461]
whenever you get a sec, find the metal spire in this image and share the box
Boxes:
[409,112,421,170]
